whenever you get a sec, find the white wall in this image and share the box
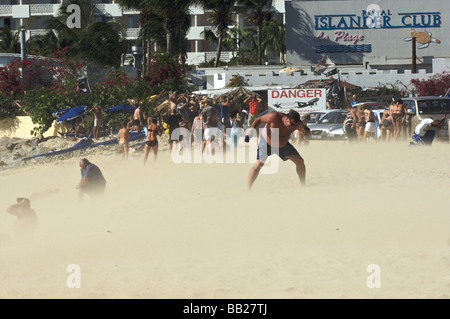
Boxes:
[198,58,450,90]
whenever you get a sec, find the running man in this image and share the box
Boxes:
[246,109,311,190]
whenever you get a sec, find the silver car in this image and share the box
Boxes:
[307,109,348,140]
[302,111,326,124]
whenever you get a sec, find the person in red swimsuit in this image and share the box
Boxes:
[244,95,262,127]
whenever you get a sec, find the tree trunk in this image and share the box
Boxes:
[147,40,151,67]
[166,30,172,56]
[142,39,146,77]
[214,31,223,68]
[257,25,262,65]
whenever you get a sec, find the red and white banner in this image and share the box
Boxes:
[267,89,327,115]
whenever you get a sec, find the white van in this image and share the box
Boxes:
[403,97,450,140]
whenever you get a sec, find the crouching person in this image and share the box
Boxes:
[410,114,447,146]
[76,158,106,200]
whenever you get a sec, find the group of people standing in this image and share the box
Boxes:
[343,98,411,142]
[342,97,447,145]
[115,92,264,163]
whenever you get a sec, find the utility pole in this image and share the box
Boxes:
[18,0,27,60]
[412,37,416,73]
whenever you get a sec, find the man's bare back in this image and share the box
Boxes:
[133,107,141,121]
[252,112,310,147]
[246,110,311,189]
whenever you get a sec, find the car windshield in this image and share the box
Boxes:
[358,103,387,110]
[417,99,450,114]
[318,112,347,124]
[308,113,323,123]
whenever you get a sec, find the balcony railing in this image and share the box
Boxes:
[125,28,140,40]
[30,4,54,16]
[122,8,140,15]
[29,29,47,37]
[0,3,140,18]
[205,51,234,62]
[0,5,13,16]
[187,51,235,65]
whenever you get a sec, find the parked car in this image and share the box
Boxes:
[352,101,388,110]
[302,111,326,124]
[307,109,348,140]
[360,95,401,104]
[402,96,450,140]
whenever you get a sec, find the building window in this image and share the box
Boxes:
[92,16,104,23]
[6,18,19,30]
[127,15,139,28]
[198,40,213,52]
[185,40,195,53]
[196,13,213,27]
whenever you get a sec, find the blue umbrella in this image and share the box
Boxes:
[52,107,72,119]
[57,105,88,123]
[104,103,136,113]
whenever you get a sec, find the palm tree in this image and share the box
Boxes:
[173,13,192,68]
[235,27,258,64]
[137,9,166,52]
[223,24,244,56]
[46,0,124,67]
[118,0,196,57]
[237,0,272,65]
[200,0,239,67]
[262,17,286,64]
[0,26,20,53]
[26,32,60,57]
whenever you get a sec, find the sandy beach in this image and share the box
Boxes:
[0,139,449,299]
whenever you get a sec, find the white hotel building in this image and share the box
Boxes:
[0,0,286,66]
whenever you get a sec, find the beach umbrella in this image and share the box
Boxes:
[52,107,72,119]
[104,103,136,113]
[57,105,88,123]
[279,66,302,74]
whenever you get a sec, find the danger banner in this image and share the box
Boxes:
[268,89,327,115]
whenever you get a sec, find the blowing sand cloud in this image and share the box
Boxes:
[0,141,449,298]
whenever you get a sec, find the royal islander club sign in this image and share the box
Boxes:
[267,89,327,115]
[285,0,447,65]
[314,6,442,30]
